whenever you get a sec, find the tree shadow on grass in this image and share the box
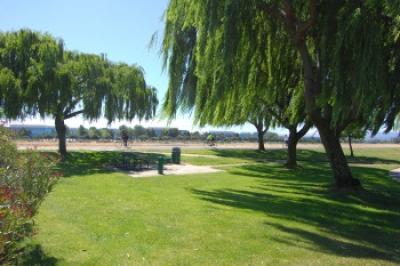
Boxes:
[266,222,393,260]
[13,243,61,266]
[191,163,400,262]
[211,148,400,165]
[53,151,164,177]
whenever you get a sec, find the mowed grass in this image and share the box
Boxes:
[19,148,400,265]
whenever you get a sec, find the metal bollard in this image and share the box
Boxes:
[158,156,164,175]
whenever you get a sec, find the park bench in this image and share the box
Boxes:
[116,152,152,171]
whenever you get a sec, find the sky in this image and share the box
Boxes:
[0,1,396,139]
[0,0,274,133]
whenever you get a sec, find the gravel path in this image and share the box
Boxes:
[129,163,222,178]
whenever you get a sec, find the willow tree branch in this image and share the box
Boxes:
[63,97,83,116]
[296,121,313,140]
[297,0,317,40]
[282,0,298,37]
[65,110,84,120]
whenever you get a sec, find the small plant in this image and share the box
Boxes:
[0,126,59,263]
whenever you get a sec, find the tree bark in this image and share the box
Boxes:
[256,126,266,151]
[285,123,311,168]
[318,127,361,189]
[55,116,67,158]
[296,34,360,189]
[348,135,354,158]
[286,127,298,168]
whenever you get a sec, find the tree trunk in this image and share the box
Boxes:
[55,116,67,158]
[297,42,361,189]
[285,123,311,168]
[348,135,354,158]
[318,127,361,189]
[286,127,298,168]
[256,126,265,151]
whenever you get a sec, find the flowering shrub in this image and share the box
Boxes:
[0,126,59,263]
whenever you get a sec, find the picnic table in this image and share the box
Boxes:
[116,153,152,171]
[114,148,181,172]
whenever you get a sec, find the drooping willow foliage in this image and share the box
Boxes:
[315,1,399,131]
[161,0,400,133]
[0,29,158,124]
[161,0,302,127]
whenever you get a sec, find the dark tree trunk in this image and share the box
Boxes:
[285,123,311,168]
[296,42,361,189]
[257,127,265,151]
[270,2,362,190]
[286,127,298,168]
[55,116,67,158]
[348,135,354,158]
[318,127,361,189]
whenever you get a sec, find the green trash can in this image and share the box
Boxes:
[158,156,164,175]
[172,147,181,164]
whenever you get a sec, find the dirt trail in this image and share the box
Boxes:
[129,163,222,178]
[15,140,399,151]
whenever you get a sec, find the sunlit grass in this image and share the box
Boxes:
[18,148,400,265]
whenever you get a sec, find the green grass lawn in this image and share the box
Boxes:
[18,148,400,265]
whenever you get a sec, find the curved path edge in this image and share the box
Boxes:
[390,168,400,182]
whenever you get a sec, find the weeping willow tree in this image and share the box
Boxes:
[340,121,368,158]
[267,88,312,167]
[160,0,400,189]
[247,105,272,151]
[206,94,273,151]
[159,0,310,167]
[271,0,399,188]
[203,32,310,156]
[0,30,158,157]
[373,11,400,135]
[255,28,312,167]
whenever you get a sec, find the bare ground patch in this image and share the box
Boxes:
[15,140,399,152]
[128,163,222,178]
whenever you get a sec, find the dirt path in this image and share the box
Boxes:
[15,140,400,152]
[129,163,222,178]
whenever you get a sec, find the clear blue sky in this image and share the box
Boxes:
[0,0,169,99]
[0,0,283,134]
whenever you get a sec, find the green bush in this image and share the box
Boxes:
[0,126,59,263]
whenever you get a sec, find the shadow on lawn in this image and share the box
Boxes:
[191,163,400,262]
[211,148,400,165]
[55,151,164,177]
[15,243,61,266]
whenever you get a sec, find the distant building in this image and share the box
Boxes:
[7,124,56,138]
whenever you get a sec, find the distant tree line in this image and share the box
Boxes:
[9,124,299,142]
[11,124,400,145]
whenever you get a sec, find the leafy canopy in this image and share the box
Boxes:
[160,0,400,133]
[0,29,158,122]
